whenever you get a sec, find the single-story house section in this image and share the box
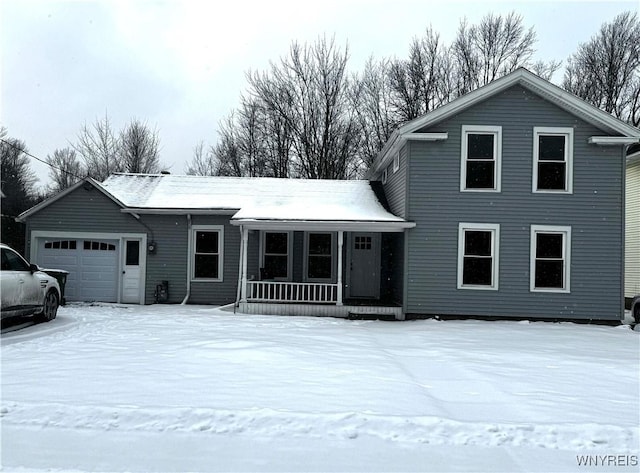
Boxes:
[18,175,414,318]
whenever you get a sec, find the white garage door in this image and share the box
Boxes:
[37,238,120,302]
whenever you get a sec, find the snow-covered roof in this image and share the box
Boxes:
[100,174,411,228]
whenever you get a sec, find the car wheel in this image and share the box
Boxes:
[633,301,640,325]
[41,289,59,322]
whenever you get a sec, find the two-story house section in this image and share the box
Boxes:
[370,68,640,322]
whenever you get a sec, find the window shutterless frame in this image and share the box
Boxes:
[530,225,571,293]
[532,127,573,194]
[259,231,292,281]
[457,223,500,290]
[191,225,224,282]
[460,125,502,192]
[393,153,400,173]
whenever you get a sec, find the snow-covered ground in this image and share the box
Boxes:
[1,304,639,472]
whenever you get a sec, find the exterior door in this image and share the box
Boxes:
[348,233,380,299]
[121,239,141,304]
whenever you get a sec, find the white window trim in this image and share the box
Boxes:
[382,167,388,184]
[259,230,293,281]
[460,125,502,192]
[530,225,571,293]
[393,153,400,173]
[457,223,500,290]
[532,127,574,194]
[191,225,224,282]
[303,232,336,283]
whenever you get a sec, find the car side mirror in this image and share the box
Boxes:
[29,263,39,273]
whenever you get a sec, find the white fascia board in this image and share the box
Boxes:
[588,136,640,145]
[230,219,416,232]
[404,132,449,141]
[370,133,449,177]
[121,208,238,215]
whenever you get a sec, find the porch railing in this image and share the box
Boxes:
[246,281,338,304]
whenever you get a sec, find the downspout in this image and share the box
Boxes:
[181,214,192,305]
[234,224,244,313]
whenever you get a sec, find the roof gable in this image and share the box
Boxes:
[371,68,640,176]
[17,177,126,222]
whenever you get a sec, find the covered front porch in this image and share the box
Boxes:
[232,222,412,319]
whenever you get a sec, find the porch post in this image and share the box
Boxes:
[241,227,249,302]
[337,230,344,306]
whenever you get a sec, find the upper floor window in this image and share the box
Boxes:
[457,223,500,290]
[460,125,502,192]
[192,226,223,281]
[530,225,571,293]
[382,167,388,184]
[533,127,573,193]
[393,153,400,173]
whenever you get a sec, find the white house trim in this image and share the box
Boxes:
[460,125,502,193]
[457,223,500,291]
[532,127,574,194]
[189,225,225,283]
[588,136,640,145]
[530,225,572,293]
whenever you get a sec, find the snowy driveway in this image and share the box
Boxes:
[2,304,639,472]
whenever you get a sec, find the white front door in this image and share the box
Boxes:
[121,239,141,304]
[347,233,380,299]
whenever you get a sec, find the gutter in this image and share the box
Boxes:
[181,214,192,305]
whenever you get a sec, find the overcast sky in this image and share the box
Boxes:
[1,0,637,189]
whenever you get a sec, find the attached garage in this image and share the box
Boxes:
[36,237,120,302]
[29,231,146,304]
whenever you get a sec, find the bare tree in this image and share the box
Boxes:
[46,147,85,192]
[119,119,162,173]
[73,112,121,181]
[451,12,537,94]
[388,28,449,122]
[214,113,244,177]
[0,127,37,215]
[247,36,361,179]
[353,57,396,168]
[563,11,640,126]
[185,141,217,176]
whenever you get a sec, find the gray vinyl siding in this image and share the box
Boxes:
[24,186,146,257]
[405,84,624,320]
[382,145,408,218]
[188,215,240,305]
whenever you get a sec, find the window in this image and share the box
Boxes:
[306,233,333,280]
[533,127,573,193]
[461,125,502,192]
[1,248,30,271]
[44,240,77,250]
[83,240,115,251]
[192,226,223,281]
[530,225,571,292]
[261,232,290,280]
[382,167,388,184]
[393,153,400,173]
[125,240,140,266]
[354,235,372,250]
[457,223,500,290]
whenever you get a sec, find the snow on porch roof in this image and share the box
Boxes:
[101,173,410,224]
